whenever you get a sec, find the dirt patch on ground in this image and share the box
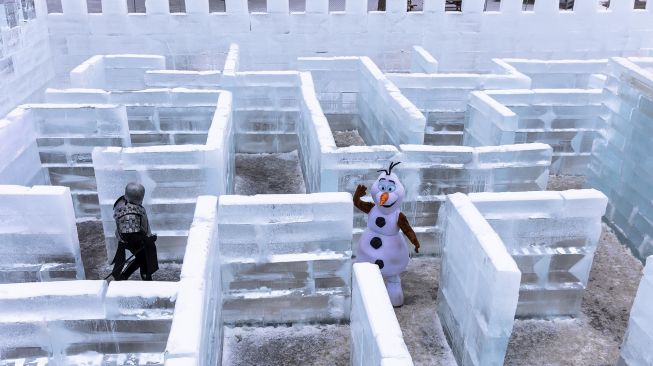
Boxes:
[78,220,108,280]
[547,175,586,191]
[333,130,366,148]
[234,151,306,195]
[503,175,643,365]
[222,324,350,366]
[77,221,181,282]
[394,258,456,365]
[505,225,642,365]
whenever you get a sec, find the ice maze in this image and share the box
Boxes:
[1,0,653,365]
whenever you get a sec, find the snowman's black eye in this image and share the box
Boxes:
[378,183,387,191]
[388,185,395,192]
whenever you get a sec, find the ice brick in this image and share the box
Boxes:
[0,280,107,322]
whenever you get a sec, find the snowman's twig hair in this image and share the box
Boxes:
[377,161,401,175]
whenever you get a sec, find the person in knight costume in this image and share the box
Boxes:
[109,182,158,281]
[353,161,420,307]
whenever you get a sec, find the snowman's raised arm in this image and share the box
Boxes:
[398,213,420,253]
[353,184,374,214]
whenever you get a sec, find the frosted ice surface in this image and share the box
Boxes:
[351,263,413,366]
[0,280,107,321]
[0,185,84,282]
[218,193,352,324]
[437,193,520,366]
[469,189,607,317]
[464,89,607,175]
[587,57,653,261]
[105,281,178,319]
[619,256,653,366]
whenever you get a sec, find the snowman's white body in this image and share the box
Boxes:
[356,205,409,276]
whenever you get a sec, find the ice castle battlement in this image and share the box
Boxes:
[2,0,653,116]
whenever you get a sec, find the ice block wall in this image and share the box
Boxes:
[333,143,551,256]
[70,54,166,91]
[357,57,426,146]
[43,0,653,81]
[395,143,552,255]
[296,66,552,255]
[587,57,653,260]
[0,108,48,186]
[218,193,353,324]
[465,89,608,175]
[166,196,223,366]
[297,56,426,146]
[0,280,177,363]
[222,70,302,153]
[0,185,84,283]
[350,263,413,366]
[619,255,653,366]
[410,45,439,74]
[0,1,53,118]
[469,189,608,317]
[297,71,336,194]
[94,91,234,262]
[499,59,608,88]
[144,70,222,89]
[437,193,521,366]
[24,103,132,217]
[45,87,222,146]
[297,57,361,118]
[387,59,531,145]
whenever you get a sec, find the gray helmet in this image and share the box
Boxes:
[125,182,145,205]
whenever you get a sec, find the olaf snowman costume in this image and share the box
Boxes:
[354,162,420,307]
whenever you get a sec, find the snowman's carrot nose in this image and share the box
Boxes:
[380,192,389,205]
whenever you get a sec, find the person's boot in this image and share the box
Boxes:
[384,274,404,307]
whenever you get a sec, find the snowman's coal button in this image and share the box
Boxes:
[375,217,386,228]
[370,237,382,249]
[374,259,384,269]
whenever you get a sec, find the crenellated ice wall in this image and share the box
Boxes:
[0,185,84,283]
[41,0,653,83]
